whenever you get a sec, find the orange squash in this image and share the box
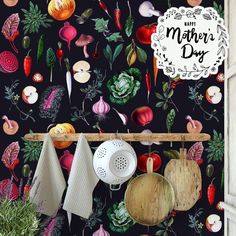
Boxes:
[49,123,75,149]
[48,0,76,21]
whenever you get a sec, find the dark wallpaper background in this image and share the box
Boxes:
[0,0,225,235]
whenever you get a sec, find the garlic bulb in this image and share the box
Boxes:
[92,96,110,116]
[92,225,110,236]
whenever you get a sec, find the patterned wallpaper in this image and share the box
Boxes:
[0,0,224,235]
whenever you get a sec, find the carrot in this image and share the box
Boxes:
[153,56,159,87]
[24,49,32,78]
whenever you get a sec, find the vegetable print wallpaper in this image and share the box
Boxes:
[0,0,225,235]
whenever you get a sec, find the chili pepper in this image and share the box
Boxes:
[145,69,151,104]
[208,178,216,205]
[56,41,64,68]
[98,0,111,18]
[114,2,122,31]
[24,49,32,78]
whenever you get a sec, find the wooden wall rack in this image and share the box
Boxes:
[24,133,211,142]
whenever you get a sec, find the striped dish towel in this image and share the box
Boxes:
[63,133,99,219]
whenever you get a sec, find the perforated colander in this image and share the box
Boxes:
[93,139,137,191]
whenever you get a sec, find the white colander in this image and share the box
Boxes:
[93,139,137,191]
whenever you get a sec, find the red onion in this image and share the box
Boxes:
[92,96,110,116]
[0,51,19,73]
[131,106,153,126]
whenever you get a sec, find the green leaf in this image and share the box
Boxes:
[125,43,132,56]
[125,16,134,37]
[166,109,176,132]
[156,230,166,235]
[46,48,56,67]
[162,82,169,92]
[168,217,174,226]
[106,32,123,42]
[163,103,168,110]
[136,46,147,63]
[168,89,174,98]
[103,44,112,62]
[92,18,109,33]
[156,101,165,108]
[113,43,123,62]
[164,231,168,236]
[155,92,164,100]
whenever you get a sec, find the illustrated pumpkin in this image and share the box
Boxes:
[48,0,76,21]
[49,123,75,149]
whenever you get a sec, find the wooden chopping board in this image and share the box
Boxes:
[125,158,175,226]
[164,148,202,211]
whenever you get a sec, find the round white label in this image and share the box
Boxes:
[151,7,229,80]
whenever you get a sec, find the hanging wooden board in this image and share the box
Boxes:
[164,148,202,211]
[124,158,175,226]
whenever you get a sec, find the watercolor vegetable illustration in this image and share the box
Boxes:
[107,68,141,105]
[107,201,135,233]
[206,130,224,162]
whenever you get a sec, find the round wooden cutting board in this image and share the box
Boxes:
[125,158,175,226]
[164,148,202,211]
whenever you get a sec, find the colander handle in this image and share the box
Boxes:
[110,184,122,191]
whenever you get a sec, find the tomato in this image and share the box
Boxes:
[138,152,162,172]
[136,24,157,45]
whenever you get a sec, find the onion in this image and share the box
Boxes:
[0,51,18,73]
[131,106,153,126]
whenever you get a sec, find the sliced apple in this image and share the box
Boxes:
[22,86,38,104]
[74,71,91,83]
[206,214,222,233]
[206,86,222,104]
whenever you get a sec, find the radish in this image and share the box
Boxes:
[64,58,72,103]
[59,22,77,51]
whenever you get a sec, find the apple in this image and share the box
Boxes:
[216,73,224,83]
[206,86,222,104]
[136,24,157,45]
[32,73,44,83]
[22,86,38,104]
[206,214,222,233]
[187,0,202,7]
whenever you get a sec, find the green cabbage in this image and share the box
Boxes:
[107,68,142,105]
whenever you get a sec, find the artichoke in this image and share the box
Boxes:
[107,201,135,233]
[107,68,141,105]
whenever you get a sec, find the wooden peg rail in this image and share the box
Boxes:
[24,133,211,142]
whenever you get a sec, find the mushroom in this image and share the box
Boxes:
[186,115,203,133]
[75,34,94,58]
[139,1,161,18]
[72,60,91,83]
[2,115,19,135]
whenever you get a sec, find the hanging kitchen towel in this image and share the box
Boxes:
[63,133,99,219]
[29,134,66,216]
